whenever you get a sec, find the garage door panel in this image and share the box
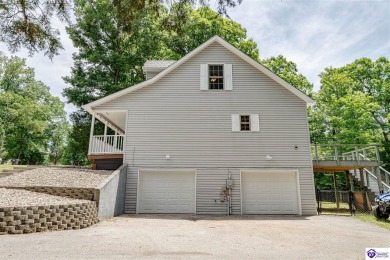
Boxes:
[138,170,196,214]
[242,171,299,215]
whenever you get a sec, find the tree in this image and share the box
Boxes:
[48,119,71,164]
[60,110,91,166]
[0,0,242,58]
[63,3,260,163]
[344,57,390,166]
[261,55,314,97]
[0,0,71,59]
[312,57,390,168]
[164,6,259,61]
[0,121,6,160]
[0,54,67,164]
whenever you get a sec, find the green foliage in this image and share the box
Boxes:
[165,6,260,61]
[314,173,348,191]
[311,57,389,168]
[261,55,314,97]
[0,121,6,159]
[0,0,241,58]
[310,57,390,189]
[0,53,67,164]
[0,0,71,59]
[48,119,71,165]
[60,110,90,166]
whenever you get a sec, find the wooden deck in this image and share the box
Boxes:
[87,154,123,160]
[311,144,381,173]
[312,160,380,172]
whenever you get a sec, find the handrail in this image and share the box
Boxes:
[353,152,390,191]
[314,144,379,147]
[312,144,381,164]
[363,167,390,190]
[89,135,124,155]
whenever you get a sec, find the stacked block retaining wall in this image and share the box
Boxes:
[0,201,98,235]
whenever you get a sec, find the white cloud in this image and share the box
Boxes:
[229,0,390,89]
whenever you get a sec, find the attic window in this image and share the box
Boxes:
[209,65,224,90]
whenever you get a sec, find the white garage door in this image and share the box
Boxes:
[137,170,196,214]
[241,171,300,214]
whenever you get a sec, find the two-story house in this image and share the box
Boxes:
[83,36,316,215]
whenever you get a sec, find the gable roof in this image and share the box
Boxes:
[83,36,314,113]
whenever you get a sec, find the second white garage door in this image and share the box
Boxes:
[137,169,196,214]
[241,170,300,215]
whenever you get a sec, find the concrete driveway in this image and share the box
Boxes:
[0,214,389,259]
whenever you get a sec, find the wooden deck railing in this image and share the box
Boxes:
[88,135,124,155]
[311,144,381,165]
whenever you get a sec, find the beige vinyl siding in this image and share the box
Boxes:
[95,42,316,215]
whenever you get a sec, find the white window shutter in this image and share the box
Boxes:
[232,114,240,132]
[224,64,233,90]
[200,64,208,90]
[250,114,260,132]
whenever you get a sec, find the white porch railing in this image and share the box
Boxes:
[89,135,124,155]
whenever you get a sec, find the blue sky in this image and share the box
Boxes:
[0,0,389,115]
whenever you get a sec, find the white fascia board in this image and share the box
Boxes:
[83,36,314,114]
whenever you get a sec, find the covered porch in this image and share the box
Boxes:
[88,110,127,170]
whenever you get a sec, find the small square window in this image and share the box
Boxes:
[209,65,224,90]
[240,115,250,131]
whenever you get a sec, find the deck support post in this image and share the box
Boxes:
[333,172,339,209]
[345,171,350,190]
[359,168,365,188]
[314,144,319,165]
[89,114,95,154]
[375,166,384,192]
[366,170,370,187]
[348,172,354,192]
[375,145,381,164]
[355,145,360,165]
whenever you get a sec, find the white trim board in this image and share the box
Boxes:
[82,36,314,114]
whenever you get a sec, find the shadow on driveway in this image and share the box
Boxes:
[117,213,313,221]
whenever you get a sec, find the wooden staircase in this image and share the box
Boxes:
[312,144,389,195]
[350,167,390,195]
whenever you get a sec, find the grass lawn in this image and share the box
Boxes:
[0,164,27,172]
[320,201,350,209]
[354,213,390,231]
